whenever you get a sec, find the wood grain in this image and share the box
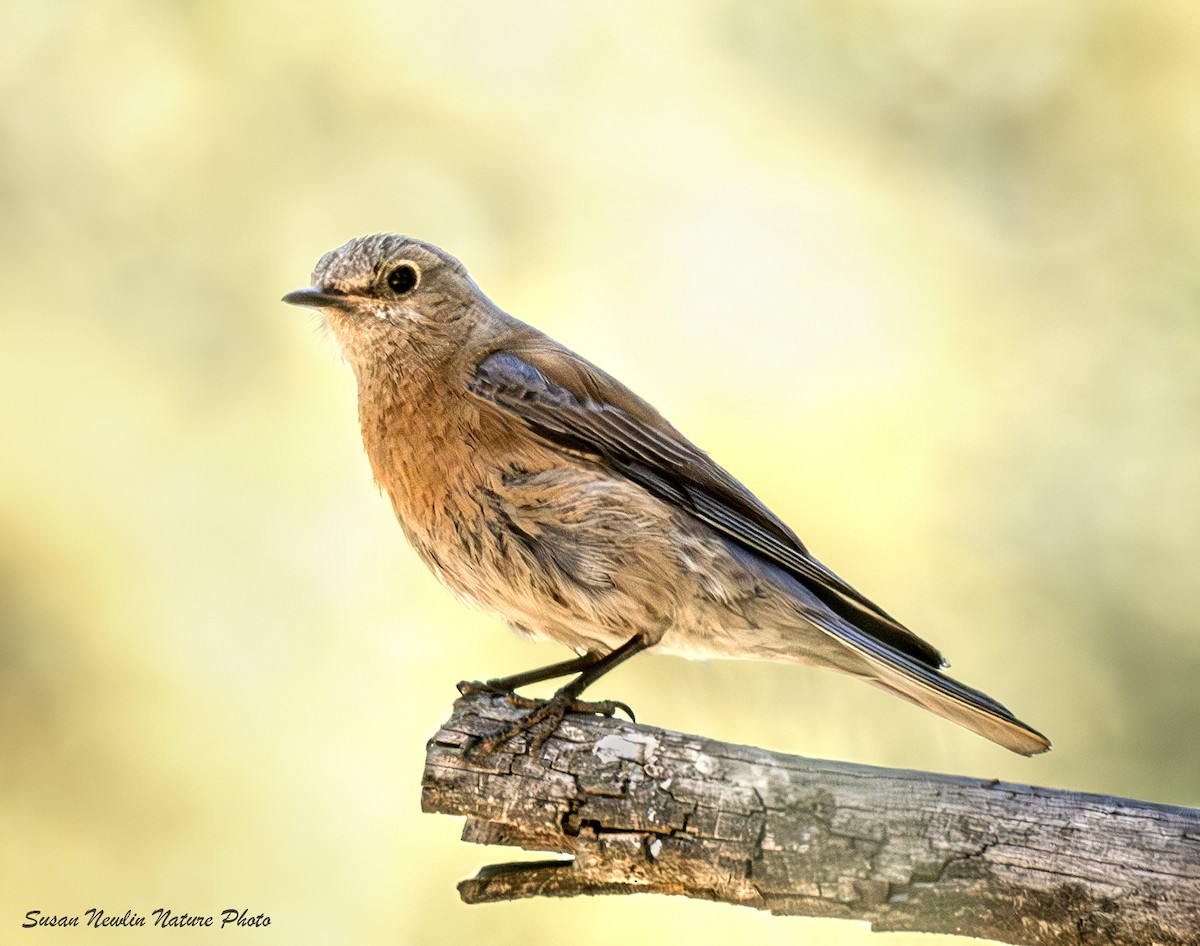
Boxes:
[423,694,1200,945]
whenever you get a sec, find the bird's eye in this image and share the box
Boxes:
[386,263,420,295]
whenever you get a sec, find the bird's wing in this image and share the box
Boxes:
[466,337,944,670]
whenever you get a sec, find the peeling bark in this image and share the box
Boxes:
[422,694,1200,945]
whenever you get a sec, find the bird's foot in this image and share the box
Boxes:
[470,691,636,754]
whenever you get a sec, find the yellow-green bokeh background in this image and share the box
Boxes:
[3,2,1199,944]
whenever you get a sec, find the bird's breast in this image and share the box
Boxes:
[354,378,795,659]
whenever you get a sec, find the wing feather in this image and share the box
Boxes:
[468,342,943,669]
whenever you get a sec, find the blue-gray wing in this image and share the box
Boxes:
[468,344,943,670]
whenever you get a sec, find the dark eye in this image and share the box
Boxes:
[386,263,419,295]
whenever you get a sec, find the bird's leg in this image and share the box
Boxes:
[473,634,651,753]
[457,650,605,697]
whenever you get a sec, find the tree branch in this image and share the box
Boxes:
[422,694,1200,945]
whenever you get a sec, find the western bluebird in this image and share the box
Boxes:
[284,234,1049,755]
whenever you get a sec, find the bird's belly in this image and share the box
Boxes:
[398,463,829,663]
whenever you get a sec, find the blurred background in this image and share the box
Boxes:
[3,1,1199,944]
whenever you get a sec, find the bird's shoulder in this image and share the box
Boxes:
[467,325,686,441]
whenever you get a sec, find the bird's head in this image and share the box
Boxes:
[283,233,492,378]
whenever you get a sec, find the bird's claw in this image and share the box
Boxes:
[456,679,512,697]
[596,699,636,723]
[470,693,637,754]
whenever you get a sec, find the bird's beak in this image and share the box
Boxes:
[281,286,352,309]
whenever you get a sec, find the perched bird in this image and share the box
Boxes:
[284,234,1050,755]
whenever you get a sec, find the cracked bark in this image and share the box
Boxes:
[422,693,1200,945]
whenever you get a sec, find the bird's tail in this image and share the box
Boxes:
[825,617,1050,755]
[861,655,1050,755]
[722,534,1049,753]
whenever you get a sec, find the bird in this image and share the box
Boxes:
[283,233,1050,755]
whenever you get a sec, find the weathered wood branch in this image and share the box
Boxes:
[422,694,1200,945]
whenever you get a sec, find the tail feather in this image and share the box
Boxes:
[823,613,1051,755]
[719,537,1050,754]
[860,655,1051,756]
